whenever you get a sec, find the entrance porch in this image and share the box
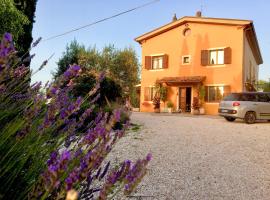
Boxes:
[157,76,206,113]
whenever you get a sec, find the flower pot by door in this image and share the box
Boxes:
[154,108,160,113]
[192,109,200,115]
[199,107,205,115]
[168,108,172,113]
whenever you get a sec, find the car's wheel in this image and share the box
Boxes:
[244,111,256,124]
[224,117,236,122]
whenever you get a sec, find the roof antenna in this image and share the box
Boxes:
[195,0,203,17]
[200,0,204,16]
[172,13,177,22]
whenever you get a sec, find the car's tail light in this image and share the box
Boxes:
[233,102,240,107]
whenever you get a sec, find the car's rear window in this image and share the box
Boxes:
[223,93,243,101]
[223,93,257,101]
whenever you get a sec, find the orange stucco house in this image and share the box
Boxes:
[135,12,263,115]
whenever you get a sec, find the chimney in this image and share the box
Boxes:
[196,11,202,17]
[172,13,177,22]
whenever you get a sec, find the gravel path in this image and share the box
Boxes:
[110,112,270,200]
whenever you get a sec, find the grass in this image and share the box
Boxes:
[130,123,142,132]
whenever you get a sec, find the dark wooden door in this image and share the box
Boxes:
[179,87,186,112]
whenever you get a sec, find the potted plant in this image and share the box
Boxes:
[159,85,167,110]
[199,86,206,114]
[152,96,161,113]
[155,83,167,111]
[192,97,200,115]
[167,101,174,113]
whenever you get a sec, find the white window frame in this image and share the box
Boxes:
[204,84,230,103]
[151,56,163,70]
[182,55,191,65]
[149,53,165,71]
[144,86,156,101]
[149,86,156,101]
[209,49,224,65]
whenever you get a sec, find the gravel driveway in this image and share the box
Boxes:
[110,112,270,200]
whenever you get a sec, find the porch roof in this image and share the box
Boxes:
[157,76,206,85]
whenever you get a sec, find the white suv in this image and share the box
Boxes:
[218,92,270,124]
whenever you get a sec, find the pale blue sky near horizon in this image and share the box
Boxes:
[30,0,270,84]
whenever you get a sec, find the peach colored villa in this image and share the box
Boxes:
[135,12,263,115]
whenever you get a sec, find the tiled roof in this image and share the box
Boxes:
[157,76,206,84]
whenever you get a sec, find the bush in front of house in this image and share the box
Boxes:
[0,33,151,200]
[166,101,174,108]
[192,97,200,111]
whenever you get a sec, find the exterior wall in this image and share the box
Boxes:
[243,35,259,88]
[139,21,245,115]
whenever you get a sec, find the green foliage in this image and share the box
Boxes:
[130,123,141,132]
[55,40,140,97]
[159,86,167,103]
[0,33,151,200]
[154,84,167,103]
[71,71,123,106]
[0,0,29,45]
[166,101,173,108]
[99,76,123,105]
[54,40,86,78]
[110,47,140,95]
[199,85,206,104]
[130,89,140,108]
[192,97,200,110]
[152,96,160,109]
[13,0,38,57]
[258,79,270,92]
[103,102,130,130]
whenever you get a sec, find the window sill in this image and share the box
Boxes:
[205,102,220,104]
[205,64,226,68]
[149,69,165,71]
[181,63,191,66]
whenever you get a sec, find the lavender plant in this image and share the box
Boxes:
[0,33,151,200]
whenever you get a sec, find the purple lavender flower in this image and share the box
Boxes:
[48,165,58,173]
[22,54,35,63]
[63,65,81,81]
[71,65,80,72]
[65,170,80,190]
[50,87,58,95]
[99,71,106,82]
[14,65,28,77]
[38,60,48,71]
[32,37,42,47]
[60,110,68,119]
[64,70,71,79]
[60,150,71,161]
[47,151,58,165]
[146,153,152,162]
[4,33,12,42]
[124,184,130,191]
[80,160,88,171]
[31,81,42,91]
[114,110,121,122]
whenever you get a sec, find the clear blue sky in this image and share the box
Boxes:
[30,0,270,83]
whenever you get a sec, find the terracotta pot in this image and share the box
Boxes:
[154,108,160,113]
[192,109,200,115]
[132,108,140,112]
[199,107,205,115]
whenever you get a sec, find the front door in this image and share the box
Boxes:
[179,87,192,112]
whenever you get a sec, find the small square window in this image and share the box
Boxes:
[182,55,191,64]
